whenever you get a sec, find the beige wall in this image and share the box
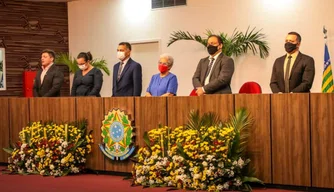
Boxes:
[68,0,334,96]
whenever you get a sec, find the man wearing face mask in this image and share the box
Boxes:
[270,32,315,93]
[112,42,142,96]
[192,35,234,95]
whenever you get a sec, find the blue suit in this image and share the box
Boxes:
[112,58,142,96]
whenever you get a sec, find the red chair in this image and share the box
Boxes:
[239,82,262,94]
[189,89,198,96]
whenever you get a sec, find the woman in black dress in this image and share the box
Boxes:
[71,52,103,97]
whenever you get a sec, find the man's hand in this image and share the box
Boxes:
[196,87,205,96]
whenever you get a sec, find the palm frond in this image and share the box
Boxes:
[168,27,270,59]
[55,53,79,73]
[226,108,253,158]
[167,30,207,47]
[91,58,110,75]
[55,53,110,76]
[185,110,221,131]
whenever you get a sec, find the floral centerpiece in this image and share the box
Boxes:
[132,109,263,191]
[3,120,93,176]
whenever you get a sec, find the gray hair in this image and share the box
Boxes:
[159,53,174,68]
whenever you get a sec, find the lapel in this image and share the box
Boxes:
[279,55,286,81]
[289,52,303,79]
[118,58,132,82]
[40,64,54,87]
[36,69,42,88]
[201,57,210,85]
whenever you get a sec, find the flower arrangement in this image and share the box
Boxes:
[3,120,93,176]
[132,109,263,191]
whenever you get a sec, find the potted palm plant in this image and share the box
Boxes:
[167,27,269,59]
[55,53,110,75]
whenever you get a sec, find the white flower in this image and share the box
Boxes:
[61,141,68,148]
[71,166,79,173]
[206,169,212,176]
[237,158,245,168]
[58,146,62,151]
[60,158,67,164]
[202,161,208,167]
[40,170,45,175]
[163,177,171,182]
[46,148,50,153]
[136,176,144,184]
[200,183,206,190]
[234,178,242,186]
[232,160,238,166]
[206,155,214,162]
[193,173,202,180]
[149,179,155,185]
[223,182,230,189]
[167,181,174,186]
[20,144,27,150]
[217,184,224,190]
[18,168,24,173]
[229,170,235,177]
[50,164,55,170]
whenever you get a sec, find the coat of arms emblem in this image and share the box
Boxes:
[99,109,135,160]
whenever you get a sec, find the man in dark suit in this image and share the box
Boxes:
[270,32,315,93]
[33,49,64,97]
[112,42,142,96]
[192,35,234,95]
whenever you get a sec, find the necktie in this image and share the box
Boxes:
[205,58,215,79]
[284,55,292,93]
[117,61,124,81]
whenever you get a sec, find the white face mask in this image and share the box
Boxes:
[117,51,125,60]
[78,64,87,70]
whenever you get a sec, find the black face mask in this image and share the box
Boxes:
[207,45,219,55]
[285,42,297,53]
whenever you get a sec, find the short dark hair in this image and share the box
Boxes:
[77,52,93,62]
[288,32,302,42]
[119,42,132,50]
[208,35,223,44]
[42,49,56,59]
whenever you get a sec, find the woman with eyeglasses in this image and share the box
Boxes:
[145,53,178,97]
[71,52,103,97]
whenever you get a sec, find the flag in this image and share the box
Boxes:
[322,43,334,93]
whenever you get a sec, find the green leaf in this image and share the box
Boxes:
[3,147,14,154]
[143,132,152,153]
[122,115,129,125]
[242,176,264,185]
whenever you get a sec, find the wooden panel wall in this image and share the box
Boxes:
[167,95,234,128]
[9,98,29,143]
[76,97,104,171]
[271,94,311,186]
[0,98,9,162]
[0,0,69,97]
[310,93,334,188]
[29,97,75,122]
[234,94,271,183]
[135,97,167,147]
[103,97,135,173]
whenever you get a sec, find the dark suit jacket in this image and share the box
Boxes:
[112,58,142,96]
[270,52,315,93]
[33,64,64,97]
[192,53,234,94]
